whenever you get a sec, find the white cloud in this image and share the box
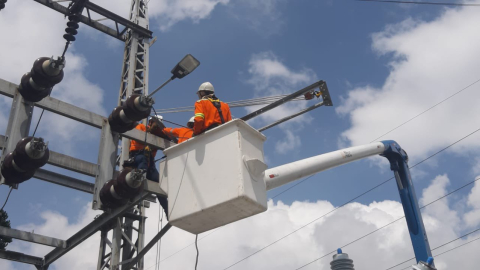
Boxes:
[5,174,480,269]
[464,177,480,227]
[275,129,301,154]
[89,0,229,32]
[245,51,318,154]
[336,4,480,163]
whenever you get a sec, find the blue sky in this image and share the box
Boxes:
[1,0,480,269]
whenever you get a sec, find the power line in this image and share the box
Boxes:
[155,94,305,114]
[32,109,45,137]
[221,127,480,269]
[152,78,480,265]
[357,0,480,6]
[385,227,480,270]
[0,186,13,211]
[294,176,480,269]
[370,78,480,142]
[155,126,480,267]
[270,77,480,198]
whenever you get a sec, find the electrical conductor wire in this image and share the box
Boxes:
[157,126,480,267]
[357,0,480,6]
[222,126,480,269]
[0,186,13,211]
[294,176,480,269]
[369,78,480,142]
[32,109,45,137]
[155,79,480,266]
[385,227,480,270]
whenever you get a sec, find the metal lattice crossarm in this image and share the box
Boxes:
[33,0,153,41]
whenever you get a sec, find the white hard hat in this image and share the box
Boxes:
[188,116,195,123]
[150,115,163,122]
[197,82,214,93]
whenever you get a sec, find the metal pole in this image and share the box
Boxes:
[147,78,173,98]
[123,223,172,270]
[110,1,151,269]
[258,101,325,132]
[0,90,33,186]
[240,80,324,122]
[111,219,123,270]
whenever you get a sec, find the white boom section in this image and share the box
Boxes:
[265,142,385,190]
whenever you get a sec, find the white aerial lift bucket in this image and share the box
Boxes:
[159,119,268,234]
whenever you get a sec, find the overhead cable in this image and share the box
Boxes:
[221,126,480,269]
[370,78,480,142]
[294,176,480,269]
[156,126,480,266]
[155,95,305,114]
[385,227,480,270]
[357,0,480,6]
[0,186,13,211]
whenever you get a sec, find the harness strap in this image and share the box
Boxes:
[209,98,225,124]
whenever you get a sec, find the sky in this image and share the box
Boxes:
[1,0,480,269]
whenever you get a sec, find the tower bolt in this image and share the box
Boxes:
[1,152,36,185]
[108,106,137,133]
[99,179,128,209]
[122,94,154,122]
[12,137,50,171]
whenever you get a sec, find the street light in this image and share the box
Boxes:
[148,54,200,97]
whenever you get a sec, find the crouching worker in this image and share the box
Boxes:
[163,117,194,143]
[128,115,169,218]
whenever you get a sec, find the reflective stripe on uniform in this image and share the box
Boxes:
[195,113,205,119]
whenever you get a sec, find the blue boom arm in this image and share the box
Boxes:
[381,140,433,266]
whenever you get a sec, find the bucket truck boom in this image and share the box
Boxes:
[158,120,433,265]
[264,140,433,265]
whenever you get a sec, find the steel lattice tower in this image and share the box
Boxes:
[98,1,151,269]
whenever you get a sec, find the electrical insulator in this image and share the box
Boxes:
[123,94,153,121]
[330,249,355,270]
[114,168,145,199]
[64,14,80,42]
[0,0,7,10]
[13,137,49,171]
[18,57,65,102]
[412,257,436,270]
[108,95,154,133]
[1,153,36,185]
[99,179,128,208]
[108,106,138,133]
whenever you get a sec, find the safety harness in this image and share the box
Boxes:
[208,97,225,124]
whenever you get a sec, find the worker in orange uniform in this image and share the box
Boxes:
[163,117,194,143]
[129,115,170,218]
[194,82,232,135]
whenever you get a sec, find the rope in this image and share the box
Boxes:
[195,234,199,270]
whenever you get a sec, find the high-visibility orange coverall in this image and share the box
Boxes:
[129,123,164,157]
[194,97,232,135]
[163,127,193,143]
